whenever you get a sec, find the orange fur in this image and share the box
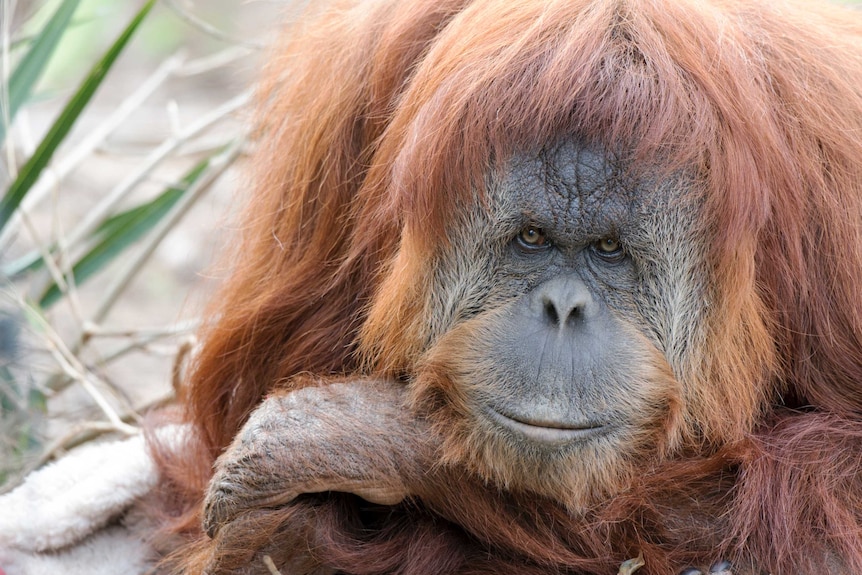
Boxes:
[151,0,862,573]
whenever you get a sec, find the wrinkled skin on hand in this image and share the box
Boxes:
[203,378,432,540]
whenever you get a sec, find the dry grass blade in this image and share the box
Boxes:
[0,0,282,490]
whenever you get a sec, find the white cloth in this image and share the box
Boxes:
[0,428,182,575]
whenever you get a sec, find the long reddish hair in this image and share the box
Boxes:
[153,0,862,572]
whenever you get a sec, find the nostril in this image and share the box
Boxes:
[542,297,585,327]
[536,277,593,328]
[566,305,582,325]
[543,298,560,326]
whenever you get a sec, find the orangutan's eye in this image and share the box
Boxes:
[592,237,625,263]
[516,226,550,251]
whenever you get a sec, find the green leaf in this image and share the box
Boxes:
[1,0,82,144]
[27,387,47,414]
[9,16,99,54]
[0,0,157,233]
[2,250,44,278]
[38,154,213,308]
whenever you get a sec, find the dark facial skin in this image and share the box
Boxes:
[472,145,646,450]
[414,142,689,509]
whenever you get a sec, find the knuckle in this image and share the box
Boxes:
[202,480,237,537]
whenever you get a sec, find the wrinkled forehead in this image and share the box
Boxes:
[489,141,639,231]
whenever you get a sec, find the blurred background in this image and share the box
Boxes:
[0,0,295,490]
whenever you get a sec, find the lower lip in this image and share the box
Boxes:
[486,408,607,445]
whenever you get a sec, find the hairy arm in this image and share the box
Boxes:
[202,377,432,538]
